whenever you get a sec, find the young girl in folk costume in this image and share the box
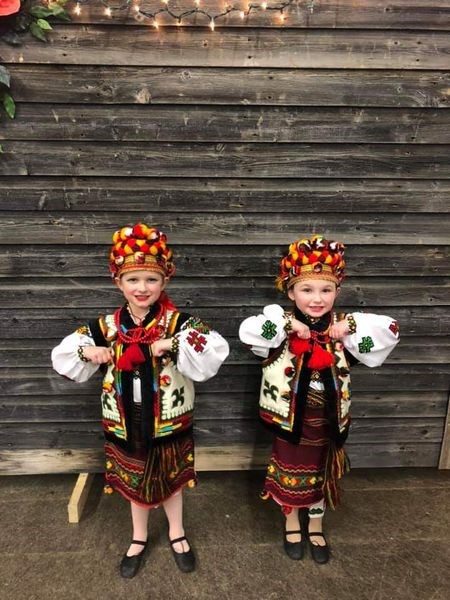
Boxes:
[52,224,229,578]
[239,235,399,564]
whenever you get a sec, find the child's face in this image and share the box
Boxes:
[115,270,168,316]
[288,278,339,318]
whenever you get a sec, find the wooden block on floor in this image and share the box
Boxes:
[68,472,95,524]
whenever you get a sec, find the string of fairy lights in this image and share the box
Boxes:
[71,0,315,30]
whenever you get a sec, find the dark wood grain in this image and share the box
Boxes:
[1,1,448,471]
[1,245,448,278]
[8,66,449,107]
[2,28,449,69]
[0,276,447,308]
[69,1,450,30]
[3,105,450,144]
[1,178,449,212]
[0,212,448,245]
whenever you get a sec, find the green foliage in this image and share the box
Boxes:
[0,66,15,120]
[2,93,16,119]
[0,1,71,128]
[1,1,71,45]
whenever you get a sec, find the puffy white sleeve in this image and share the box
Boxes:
[342,312,400,367]
[238,304,287,358]
[51,329,100,383]
[175,318,229,382]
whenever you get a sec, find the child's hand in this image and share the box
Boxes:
[291,319,311,339]
[329,320,350,340]
[151,338,173,357]
[81,346,114,364]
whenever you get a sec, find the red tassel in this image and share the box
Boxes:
[307,341,335,370]
[117,343,146,371]
[289,334,311,356]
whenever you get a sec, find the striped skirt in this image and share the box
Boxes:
[262,392,331,513]
[104,404,197,508]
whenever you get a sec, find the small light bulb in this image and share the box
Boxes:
[153,19,159,29]
[279,12,285,23]
[210,18,215,31]
[240,10,245,19]
[134,4,140,12]
[177,19,182,26]
[194,0,200,5]
[262,2,267,9]
[74,2,81,15]
[104,7,112,17]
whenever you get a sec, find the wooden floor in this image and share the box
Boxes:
[1,468,449,600]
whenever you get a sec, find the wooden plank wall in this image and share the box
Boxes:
[0,0,449,474]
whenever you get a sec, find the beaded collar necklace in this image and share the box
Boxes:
[114,304,167,345]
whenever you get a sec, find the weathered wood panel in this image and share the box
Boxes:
[0,213,448,244]
[1,178,449,213]
[9,66,449,107]
[70,1,450,30]
[0,441,441,475]
[3,28,450,69]
[2,141,449,178]
[1,245,448,277]
[0,277,448,308]
[3,105,450,144]
[0,0,448,473]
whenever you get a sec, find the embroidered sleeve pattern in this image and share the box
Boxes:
[176,317,229,382]
[51,324,101,383]
[239,304,287,358]
[342,312,400,368]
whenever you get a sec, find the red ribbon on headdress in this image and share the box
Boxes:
[288,332,335,370]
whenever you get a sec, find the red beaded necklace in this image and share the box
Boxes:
[114,304,167,345]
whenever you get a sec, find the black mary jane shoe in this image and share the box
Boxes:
[119,540,148,579]
[283,529,306,561]
[307,531,330,564]
[169,536,196,573]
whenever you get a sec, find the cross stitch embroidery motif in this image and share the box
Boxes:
[261,319,277,340]
[186,330,207,353]
[389,321,400,336]
[358,336,374,353]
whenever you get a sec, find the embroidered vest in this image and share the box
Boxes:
[259,312,351,444]
[95,310,195,443]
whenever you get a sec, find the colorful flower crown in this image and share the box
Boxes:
[109,223,175,279]
[276,235,345,292]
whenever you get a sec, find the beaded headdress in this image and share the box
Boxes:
[109,223,175,279]
[277,235,345,292]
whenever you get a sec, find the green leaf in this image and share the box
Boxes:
[36,19,53,31]
[30,6,53,18]
[2,93,16,119]
[30,22,48,42]
[0,66,11,89]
